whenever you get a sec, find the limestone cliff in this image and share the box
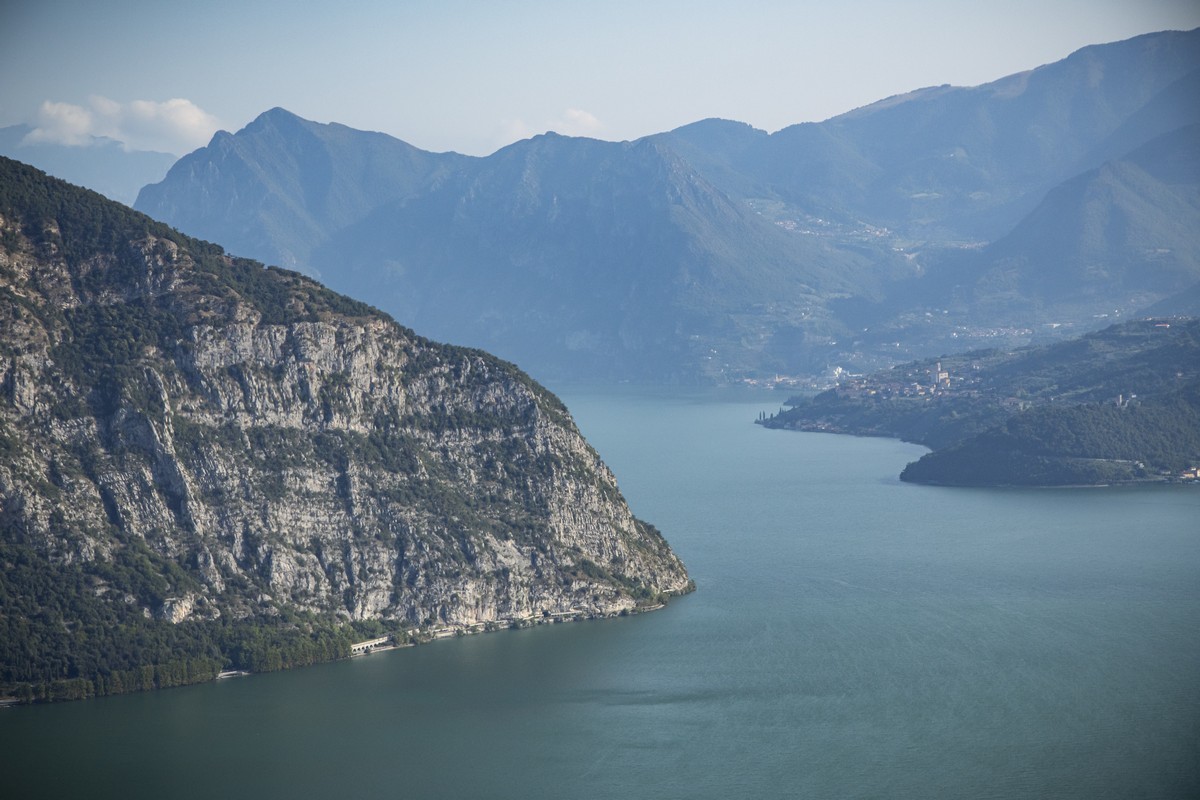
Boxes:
[0,158,690,696]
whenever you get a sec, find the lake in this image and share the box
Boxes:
[2,389,1198,799]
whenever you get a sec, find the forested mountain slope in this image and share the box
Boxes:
[0,157,689,702]
[762,318,1200,486]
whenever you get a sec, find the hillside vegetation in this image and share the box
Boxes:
[763,319,1200,486]
[0,157,690,703]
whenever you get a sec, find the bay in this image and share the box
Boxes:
[2,389,1198,799]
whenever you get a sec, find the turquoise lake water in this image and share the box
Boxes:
[3,389,1198,799]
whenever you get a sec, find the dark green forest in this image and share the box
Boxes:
[0,537,370,702]
[899,380,1200,485]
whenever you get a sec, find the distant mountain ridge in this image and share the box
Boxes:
[307,131,908,382]
[135,108,471,275]
[663,28,1200,240]
[135,28,1200,385]
[915,122,1200,326]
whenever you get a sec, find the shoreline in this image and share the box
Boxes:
[2,588,693,707]
[764,421,1198,489]
[352,596,681,657]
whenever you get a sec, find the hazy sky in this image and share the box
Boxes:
[2,0,1198,156]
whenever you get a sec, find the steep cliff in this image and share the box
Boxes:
[0,158,690,699]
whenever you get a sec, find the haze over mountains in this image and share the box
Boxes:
[135,29,1200,385]
[0,124,175,206]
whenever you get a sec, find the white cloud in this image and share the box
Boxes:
[498,117,535,145]
[558,108,602,136]
[21,96,221,155]
[23,101,94,146]
[493,108,605,151]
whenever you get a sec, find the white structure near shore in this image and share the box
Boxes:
[349,636,390,655]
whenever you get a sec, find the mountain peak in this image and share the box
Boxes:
[246,106,310,132]
[670,118,766,135]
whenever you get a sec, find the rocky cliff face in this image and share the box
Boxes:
[0,158,690,646]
